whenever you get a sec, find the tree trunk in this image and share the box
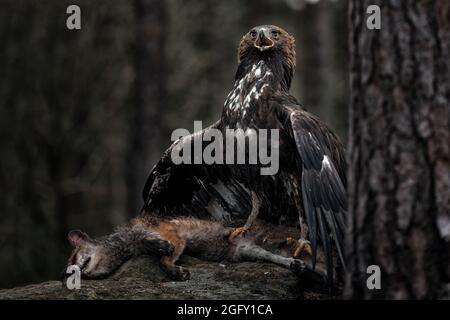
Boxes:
[345,0,450,299]
[128,0,167,216]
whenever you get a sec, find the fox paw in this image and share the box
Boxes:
[289,259,307,276]
[170,267,191,281]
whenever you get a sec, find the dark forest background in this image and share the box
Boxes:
[0,0,348,289]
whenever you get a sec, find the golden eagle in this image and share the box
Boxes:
[141,25,347,280]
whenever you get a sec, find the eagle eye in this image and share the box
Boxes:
[271,30,280,39]
[249,31,257,40]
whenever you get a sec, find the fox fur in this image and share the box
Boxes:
[66,214,329,284]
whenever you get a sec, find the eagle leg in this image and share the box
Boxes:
[228,191,260,241]
[280,237,312,258]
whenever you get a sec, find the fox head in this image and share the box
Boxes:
[66,230,113,279]
[66,227,174,279]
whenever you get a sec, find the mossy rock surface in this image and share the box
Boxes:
[0,256,334,300]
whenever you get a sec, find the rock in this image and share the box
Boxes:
[0,256,334,300]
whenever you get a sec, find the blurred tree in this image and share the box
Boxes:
[127,0,167,215]
[345,0,450,299]
[292,0,349,140]
[0,0,134,288]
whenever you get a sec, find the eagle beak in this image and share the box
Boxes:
[254,31,274,52]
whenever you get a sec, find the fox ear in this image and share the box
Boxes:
[68,230,90,247]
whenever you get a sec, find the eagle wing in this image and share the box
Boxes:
[280,106,347,278]
[142,121,252,221]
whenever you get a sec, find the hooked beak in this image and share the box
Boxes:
[254,30,274,51]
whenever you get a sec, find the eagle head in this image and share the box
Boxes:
[238,25,296,90]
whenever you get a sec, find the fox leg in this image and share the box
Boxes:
[235,241,325,282]
[131,222,175,256]
[236,242,299,269]
[141,238,175,256]
[229,192,260,240]
[159,236,190,281]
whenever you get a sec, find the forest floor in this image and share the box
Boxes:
[0,255,337,300]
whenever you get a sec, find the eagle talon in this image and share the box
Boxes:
[284,237,312,258]
[228,227,249,241]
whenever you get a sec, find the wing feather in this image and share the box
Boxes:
[141,121,251,221]
[287,109,347,280]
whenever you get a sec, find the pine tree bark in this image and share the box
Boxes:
[128,0,167,215]
[345,0,450,299]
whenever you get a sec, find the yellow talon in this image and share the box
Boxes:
[229,226,249,241]
[284,237,312,258]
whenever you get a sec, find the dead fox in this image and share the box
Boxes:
[66,213,326,283]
